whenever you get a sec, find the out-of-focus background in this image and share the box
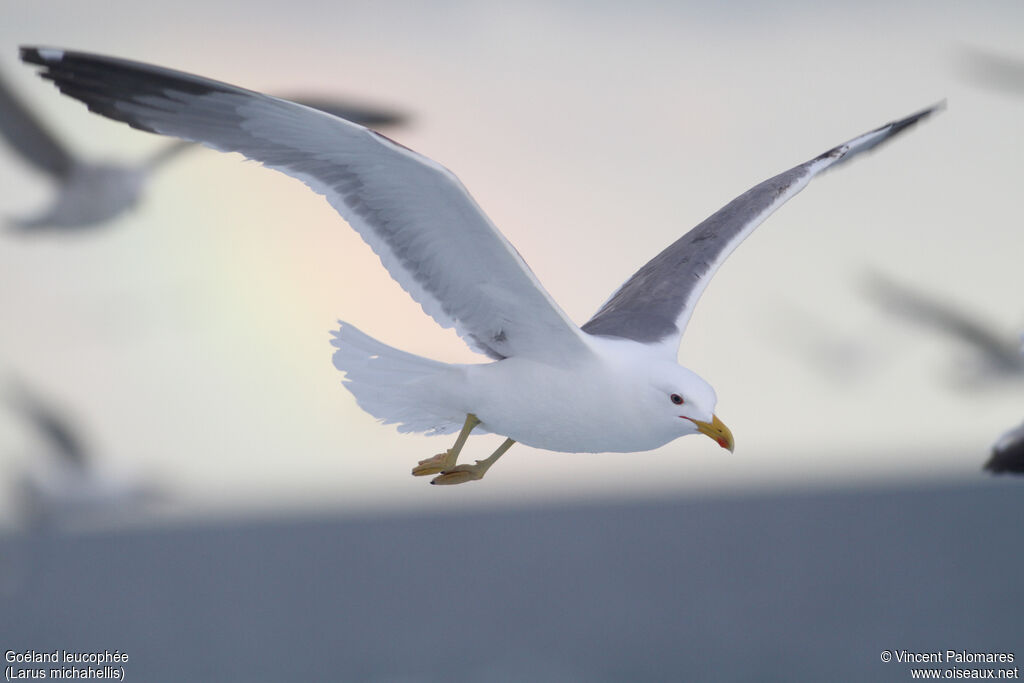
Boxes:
[1,1,1022,681]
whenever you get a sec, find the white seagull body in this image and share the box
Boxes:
[21,46,942,484]
[0,69,407,230]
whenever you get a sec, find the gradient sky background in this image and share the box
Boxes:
[0,0,1021,525]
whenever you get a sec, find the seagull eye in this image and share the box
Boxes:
[670,394,684,405]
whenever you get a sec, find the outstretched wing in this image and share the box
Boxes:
[21,47,590,363]
[581,103,943,351]
[0,70,75,178]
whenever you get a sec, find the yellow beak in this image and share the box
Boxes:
[693,414,735,452]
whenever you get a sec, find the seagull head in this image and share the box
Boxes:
[646,362,734,452]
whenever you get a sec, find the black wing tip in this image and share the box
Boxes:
[886,99,947,136]
[811,100,946,164]
[17,45,224,136]
[862,100,946,147]
[19,46,49,65]
[19,46,72,68]
[19,45,215,93]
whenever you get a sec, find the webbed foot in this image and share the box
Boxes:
[429,437,516,486]
[430,462,488,485]
[411,450,458,477]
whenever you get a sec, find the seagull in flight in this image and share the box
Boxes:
[865,271,1024,386]
[0,67,407,230]
[5,380,163,527]
[21,46,943,484]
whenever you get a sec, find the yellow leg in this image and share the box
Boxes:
[411,414,481,476]
[431,438,516,485]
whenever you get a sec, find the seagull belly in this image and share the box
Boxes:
[465,357,677,454]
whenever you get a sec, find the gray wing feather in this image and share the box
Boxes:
[0,70,75,178]
[137,99,404,173]
[583,103,943,349]
[21,47,589,362]
[583,164,810,343]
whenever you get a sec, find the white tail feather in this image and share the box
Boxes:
[330,322,464,436]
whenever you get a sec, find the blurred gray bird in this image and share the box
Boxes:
[983,419,1024,473]
[767,305,888,386]
[958,46,1024,97]
[864,273,1024,473]
[985,335,1024,475]
[0,69,407,230]
[864,272,1024,385]
[986,421,1024,474]
[5,381,164,529]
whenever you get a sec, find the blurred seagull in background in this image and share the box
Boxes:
[0,68,407,230]
[21,46,942,484]
[864,272,1024,474]
[864,271,1024,387]
[5,380,164,529]
[765,304,895,387]
[983,335,1024,475]
[951,47,1024,474]
[986,419,1024,474]
[958,46,1024,97]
